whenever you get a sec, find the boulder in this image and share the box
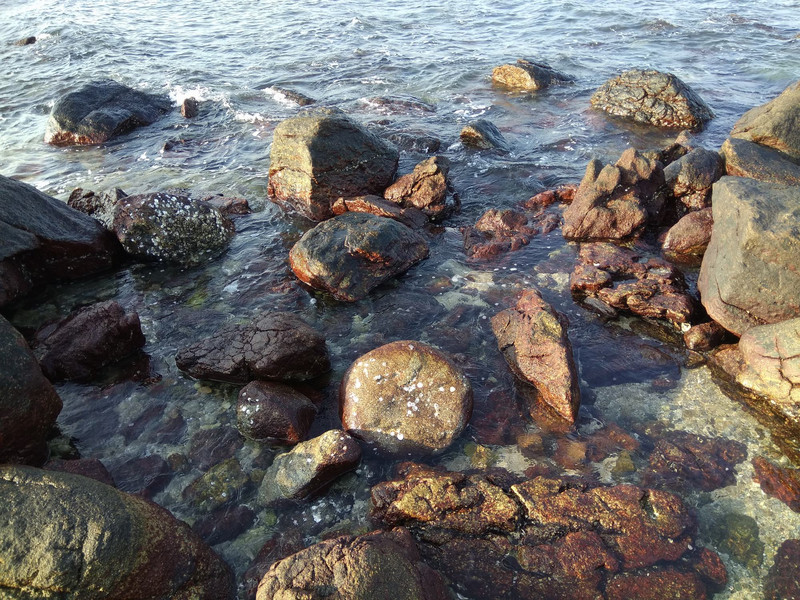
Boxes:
[255,528,450,600]
[764,539,800,600]
[0,175,121,308]
[562,148,665,241]
[175,311,330,384]
[44,458,116,487]
[0,316,62,464]
[67,187,127,228]
[384,156,453,221]
[720,137,800,185]
[45,79,172,145]
[663,147,724,214]
[0,465,234,599]
[258,429,361,504]
[752,456,800,513]
[737,318,800,405]
[730,80,800,161]
[236,381,316,444]
[340,341,472,455]
[331,195,428,229]
[33,300,146,382]
[268,107,399,221]
[289,212,429,302]
[112,192,235,265]
[491,59,573,92]
[460,119,510,152]
[590,69,714,131]
[698,176,800,335]
[662,207,713,259]
[491,289,581,424]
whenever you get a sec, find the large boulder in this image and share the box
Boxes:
[45,79,172,145]
[720,137,800,185]
[384,156,453,221]
[0,175,121,308]
[736,318,800,406]
[0,316,62,464]
[590,69,714,131]
[491,289,580,424]
[175,312,330,384]
[0,466,234,599]
[268,107,399,221]
[289,212,429,302]
[340,341,473,455]
[698,176,800,335]
[491,59,573,92]
[730,80,800,161]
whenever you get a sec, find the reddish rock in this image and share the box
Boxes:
[752,456,800,512]
[552,439,588,470]
[606,569,708,600]
[662,207,713,259]
[463,209,560,260]
[521,184,578,209]
[237,381,316,444]
[181,97,199,118]
[192,505,256,546]
[67,186,126,227]
[331,194,427,228]
[585,422,641,462]
[109,454,172,499]
[721,137,800,185]
[242,529,305,600]
[43,457,115,486]
[189,426,243,470]
[384,156,453,221]
[693,546,728,589]
[764,539,800,600]
[683,321,727,352]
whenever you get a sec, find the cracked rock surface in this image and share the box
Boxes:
[384,156,453,221]
[491,59,573,91]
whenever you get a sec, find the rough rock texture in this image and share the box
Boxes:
[175,312,330,384]
[289,212,429,302]
[44,458,116,487]
[752,456,800,513]
[683,320,726,352]
[562,148,665,241]
[662,207,713,259]
[663,147,724,215]
[67,187,127,228]
[340,341,473,455]
[263,86,316,106]
[45,79,172,145]
[590,69,714,131]
[0,316,62,464]
[268,107,399,221]
[698,176,800,335]
[258,429,361,504]
[460,119,510,152]
[606,570,709,600]
[764,539,800,600]
[237,381,316,444]
[0,465,234,599]
[0,175,121,308]
[33,300,145,382]
[331,195,428,229]
[384,156,453,221]
[255,528,450,600]
[463,208,560,260]
[491,289,581,424]
[181,97,199,119]
[112,192,235,265]
[183,458,251,512]
[109,455,172,499]
[730,80,800,161]
[491,59,573,91]
[721,137,800,185]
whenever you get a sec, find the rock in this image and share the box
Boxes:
[67,187,127,228]
[162,188,252,217]
[237,381,316,444]
[263,86,316,106]
[268,107,399,221]
[112,192,235,265]
[176,311,330,384]
[193,505,256,546]
[764,539,800,600]
[189,426,243,470]
[460,119,510,152]
[255,528,450,600]
[606,569,708,600]
[45,79,172,145]
[462,208,560,260]
[362,96,436,114]
[183,457,251,512]
[730,80,800,161]
[385,132,442,154]
[384,156,453,221]
[0,465,234,599]
[590,69,714,131]
[181,97,199,118]
[0,175,121,308]
[289,212,429,302]
[491,289,580,424]
[44,458,115,486]
[109,454,172,499]
[562,148,665,241]
[33,300,145,382]
[340,341,472,455]
[752,456,800,512]
[258,429,361,504]
[663,147,724,214]
[683,320,726,352]
[0,315,62,464]
[491,59,573,91]
[720,137,800,185]
[331,195,428,229]
[15,36,36,46]
[708,512,764,569]
[662,207,713,259]
[698,176,800,335]
[242,529,305,600]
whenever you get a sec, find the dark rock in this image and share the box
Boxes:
[268,107,399,221]
[0,175,121,308]
[720,137,800,185]
[163,188,252,217]
[263,86,316,106]
[183,457,251,512]
[562,148,665,241]
[176,311,330,384]
[683,320,726,352]
[237,381,316,444]
[590,69,714,131]
[109,454,172,499]
[331,195,428,229]
[463,208,560,260]
[384,156,453,221]
[181,97,199,118]
[460,119,510,152]
[606,569,708,600]
[708,512,764,569]
[242,530,305,600]
[193,505,256,546]
[694,546,728,590]
[340,341,473,455]
[45,79,172,145]
[663,147,724,214]
[491,288,580,424]
[43,457,115,486]
[0,315,61,464]
[189,426,243,470]
[662,207,713,259]
[0,465,234,599]
[491,59,573,91]
[764,539,800,600]
[752,456,800,512]
[15,36,36,46]
[258,429,361,504]
[385,132,442,154]
[362,96,436,114]
[67,186,127,228]
[289,212,429,302]
[730,80,800,161]
[698,176,800,335]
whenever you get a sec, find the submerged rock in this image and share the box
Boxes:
[45,79,172,145]
[463,208,560,260]
[384,156,453,221]
[730,79,800,161]
[764,539,800,600]
[460,119,510,152]
[236,381,316,444]
[491,59,573,91]
[752,456,800,513]
[720,137,800,185]
[183,457,251,512]
[109,454,172,499]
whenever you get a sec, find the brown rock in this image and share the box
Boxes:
[764,539,800,600]
[331,195,427,228]
[736,317,800,404]
[189,426,244,470]
[463,208,559,259]
[242,529,305,600]
[730,80,800,161]
[43,458,115,486]
[752,456,800,512]
[663,148,724,215]
[721,137,800,185]
[181,97,199,118]
[237,381,316,444]
[662,207,713,258]
[110,454,172,499]
[384,156,452,221]
[460,119,509,152]
[606,569,708,600]
[683,321,726,352]
[491,59,573,91]
[193,505,256,546]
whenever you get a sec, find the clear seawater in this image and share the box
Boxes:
[2,1,800,598]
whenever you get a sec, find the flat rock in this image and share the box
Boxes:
[384,156,453,221]
[460,119,509,152]
[237,381,316,444]
[720,137,800,185]
[730,79,800,161]
[491,59,573,91]
[752,456,800,513]
[662,207,713,259]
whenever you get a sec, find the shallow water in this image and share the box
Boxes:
[2,0,800,598]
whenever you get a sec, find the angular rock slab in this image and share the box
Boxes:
[268,107,399,221]
[340,341,473,455]
[491,59,573,92]
[590,69,714,131]
[289,212,429,302]
[491,289,580,424]
[45,79,172,145]
[384,156,452,221]
[731,80,800,161]
[0,465,234,599]
[663,147,724,213]
[698,176,800,335]
[721,137,800,185]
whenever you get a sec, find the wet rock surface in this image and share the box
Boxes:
[340,341,473,455]
[67,186,127,228]
[463,207,560,260]
[720,137,800,185]
[183,457,251,512]
[764,539,800,600]
[735,318,800,404]
[460,119,510,152]
[384,156,453,221]
[43,457,116,486]
[491,59,573,91]
[236,381,316,444]
[683,320,726,352]
[663,147,724,216]
[662,207,713,259]
[730,79,800,161]
[109,454,172,499]
[331,195,428,229]
[193,505,256,546]
[752,456,800,512]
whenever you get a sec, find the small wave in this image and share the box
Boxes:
[168,85,228,107]
[233,111,272,124]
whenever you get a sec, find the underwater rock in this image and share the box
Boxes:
[764,539,800,600]
[109,454,172,499]
[730,79,800,161]
[331,195,428,229]
[491,59,573,91]
[43,458,115,487]
[243,529,305,600]
[752,456,800,513]
[662,207,713,259]
[460,119,510,152]
[605,569,708,600]
[720,137,800,185]
[384,156,453,221]
[236,381,316,445]
[193,505,256,546]
[463,208,559,260]
[189,426,243,470]
[340,341,473,455]
[663,147,724,216]
[707,512,764,569]
[183,457,251,512]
